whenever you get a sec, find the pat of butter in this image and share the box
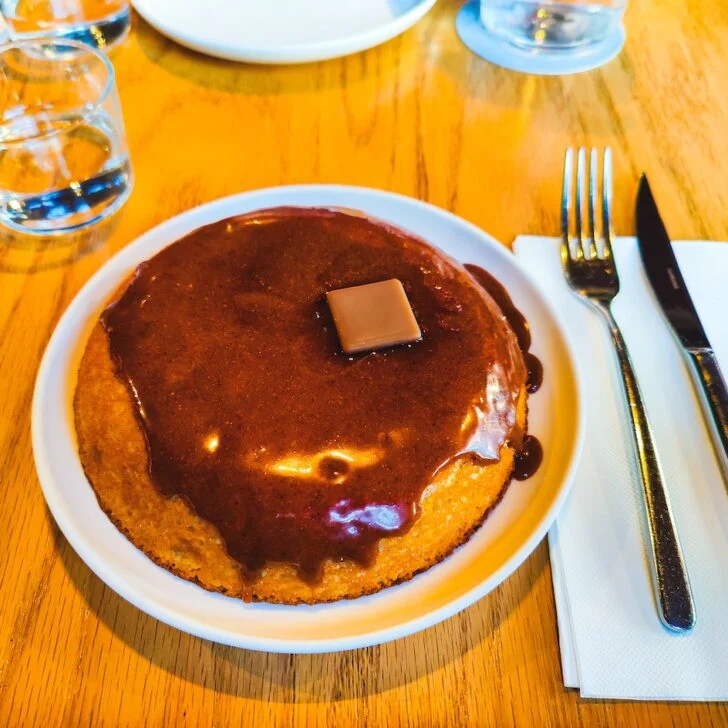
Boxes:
[326,279,422,354]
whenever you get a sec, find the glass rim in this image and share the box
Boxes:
[0,37,117,147]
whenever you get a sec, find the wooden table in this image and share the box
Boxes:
[2,1,728,724]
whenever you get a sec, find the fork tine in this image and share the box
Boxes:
[575,147,586,260]
[561,148,573,262]
[587,148,598,259]
[602,147,614,259]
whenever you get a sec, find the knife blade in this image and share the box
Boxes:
[636,175,728,485]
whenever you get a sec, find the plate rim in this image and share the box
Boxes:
[131,0,438,64]
[32,184,585,653]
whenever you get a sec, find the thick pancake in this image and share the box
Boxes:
[75,323,527,604]
[74,207,535,604]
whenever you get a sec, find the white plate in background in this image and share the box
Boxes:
[33,185,583,653]
[132,0,437,64]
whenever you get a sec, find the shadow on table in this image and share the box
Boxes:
[135,16,348,96]
[134,14,423,98]
[50,505,548,702]
[435,41,636,110]
[0,216,118,274]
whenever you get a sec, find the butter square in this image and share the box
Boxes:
[326,279,421,354]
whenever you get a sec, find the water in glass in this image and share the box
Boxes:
[0,40,132,234]
[481,0,625,49]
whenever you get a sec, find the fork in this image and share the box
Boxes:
[561,147,695,632]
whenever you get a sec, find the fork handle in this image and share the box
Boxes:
[599,303,695,631]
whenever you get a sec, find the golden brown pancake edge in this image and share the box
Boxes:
[75,322,526,604]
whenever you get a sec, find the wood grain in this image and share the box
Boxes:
[2,1,728,724]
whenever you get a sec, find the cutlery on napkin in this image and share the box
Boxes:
[514,236,728,700]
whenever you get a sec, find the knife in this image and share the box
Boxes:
[636,175,728,486]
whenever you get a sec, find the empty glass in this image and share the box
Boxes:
[0,0,130,51]
[481,0,626,50]
[0,39,133,234]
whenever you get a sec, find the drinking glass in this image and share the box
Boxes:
[0,0,130,51]
[0,39,133,234]
[481,0,627,50]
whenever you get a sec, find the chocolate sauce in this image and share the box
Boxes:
[464,264,544,469]
[465,265,531,351]
[464,264,544,396]
[513,435,543,481]
[102,209,527,583]
[524,352,543,394]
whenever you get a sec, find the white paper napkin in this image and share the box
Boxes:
[514,236,728,701]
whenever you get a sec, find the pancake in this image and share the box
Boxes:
[74,207,537,604]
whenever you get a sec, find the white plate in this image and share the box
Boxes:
[33,186,583,653]
[132,0,437,64]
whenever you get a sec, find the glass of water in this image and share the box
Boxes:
[481,0,626,50]
[0,39,133,235]
[0,0,130,51]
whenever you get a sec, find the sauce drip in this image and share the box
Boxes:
[464,264,544,474]
[102,209,531,583]
[524,352,544,394]
[513,435,543,481]
[464,264,544,396]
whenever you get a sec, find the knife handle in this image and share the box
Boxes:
[686,349,728,485]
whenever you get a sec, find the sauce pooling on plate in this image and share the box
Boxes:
[102,208,536,583]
